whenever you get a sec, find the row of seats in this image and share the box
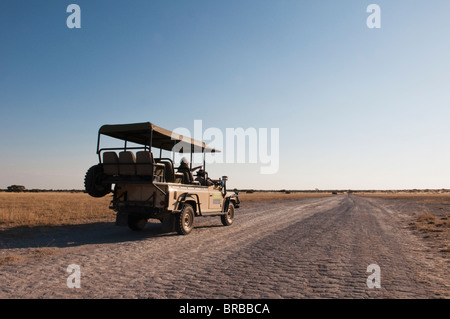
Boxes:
[102,151,165,178]
[102,151,199,185]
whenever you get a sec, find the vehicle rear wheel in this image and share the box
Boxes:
[175,204,195,235]
[84,164,111,198]
[127,215,147,231]
[221,202,235,226]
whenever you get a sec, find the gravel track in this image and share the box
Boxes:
[0,195,448,298]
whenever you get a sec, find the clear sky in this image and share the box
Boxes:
[1,1,449,190]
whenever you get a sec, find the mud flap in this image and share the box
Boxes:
[115,212,129,226]
[161,214,176,233]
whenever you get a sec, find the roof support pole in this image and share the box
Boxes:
[190,145,193,170]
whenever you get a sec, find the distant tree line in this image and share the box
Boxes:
[237,188,450,194]
[1,185,84,193]
[1,185,448,194]
[6,185,26,192]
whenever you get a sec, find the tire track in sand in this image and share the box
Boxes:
[0,196,340,298]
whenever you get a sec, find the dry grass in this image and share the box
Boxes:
[0,247,58,265]
[357,192,450,253]
[356,191,450,203]
[411,212,450,233]
[0,255,24,265]
[0,192,114,229]
[410,211,450,253]
[0,191,332,230]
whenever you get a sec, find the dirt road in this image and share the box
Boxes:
[0,195,448,298]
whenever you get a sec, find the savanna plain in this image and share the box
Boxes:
[0,191,448,298]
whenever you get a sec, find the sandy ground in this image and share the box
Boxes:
[0,194,448,298]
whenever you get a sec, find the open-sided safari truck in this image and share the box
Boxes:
[84,122,240,235]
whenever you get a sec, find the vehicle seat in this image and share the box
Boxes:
[136,151,165,181]
[174,172,183,183]
[102,152,119,176]
[156,159,174,183]
[177,166,193,184]
[136,151,153,176]
[119,151,136,175]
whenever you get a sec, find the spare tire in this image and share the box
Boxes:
[84,164,111,198]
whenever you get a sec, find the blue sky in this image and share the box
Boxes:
[1,1,450,190]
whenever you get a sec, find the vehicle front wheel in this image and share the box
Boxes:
[221,202,235,226]
[175,204,195,235]
[128,215,147,231]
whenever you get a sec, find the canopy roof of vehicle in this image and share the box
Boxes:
[99,122,220,153]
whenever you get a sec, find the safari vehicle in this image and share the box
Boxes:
[84,122,240,235]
